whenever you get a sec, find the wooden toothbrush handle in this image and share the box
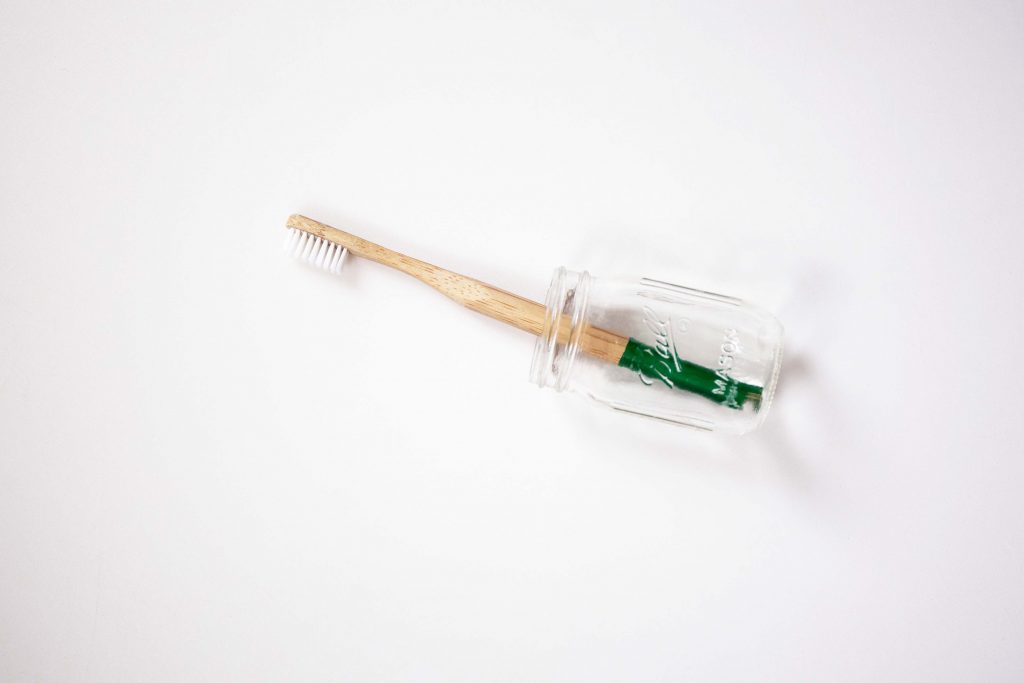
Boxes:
[287,214,628,363]
[288,214,547,334]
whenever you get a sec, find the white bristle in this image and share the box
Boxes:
[283,227,299,252]
[330,243,346,273]
[284,227,348,275]
[301,232,316,259]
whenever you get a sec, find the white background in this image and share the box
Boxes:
[2,1,1023,680]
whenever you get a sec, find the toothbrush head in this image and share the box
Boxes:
[284,225,348,274]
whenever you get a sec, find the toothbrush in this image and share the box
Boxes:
[285,214,763,408]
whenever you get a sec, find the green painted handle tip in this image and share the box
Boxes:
[617,338,762,410]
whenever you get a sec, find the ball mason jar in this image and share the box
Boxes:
[529,268,783,434]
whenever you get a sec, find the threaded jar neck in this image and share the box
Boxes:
[530,268,592,391]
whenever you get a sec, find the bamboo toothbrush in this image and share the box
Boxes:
[285,214,762,407]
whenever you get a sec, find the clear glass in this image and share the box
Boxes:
[530,268,783,434]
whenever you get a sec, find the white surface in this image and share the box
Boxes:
[2,1,1023,680]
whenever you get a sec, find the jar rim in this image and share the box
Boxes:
[529,267,591,391]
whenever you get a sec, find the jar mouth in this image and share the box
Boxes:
[530,268,590,391]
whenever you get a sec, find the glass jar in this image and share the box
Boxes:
[530,268,783,434]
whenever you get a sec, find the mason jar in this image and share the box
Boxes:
[529,268,783,434]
